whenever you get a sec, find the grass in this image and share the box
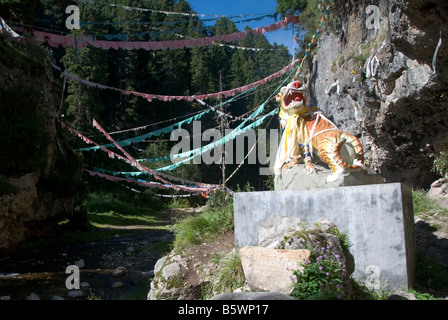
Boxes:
[412,188,448,299]
[413,189,448,217]
[17,186,174,250]
[202,251,245,299]
[82,188,172,230]
[172,191,234,252]
[415,253,448,298]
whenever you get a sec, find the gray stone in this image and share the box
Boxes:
[387,291,417,300]
[74,259,85,268]
[210,292,296,300]
[112,267,127,278]
[26,293,40,300]
[51,296,65,300]
[154,255,168,274]
[67,290,84,298]
[428,178,448,209]
[126,246,135,254]
[160,287,176,298]
[162,262,181,281]
[233,183,416,292]
[275,163,384,191]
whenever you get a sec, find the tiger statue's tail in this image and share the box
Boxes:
[316,131,366,182]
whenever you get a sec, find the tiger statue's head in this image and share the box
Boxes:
[276,80,309,119]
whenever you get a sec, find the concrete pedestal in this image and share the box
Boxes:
[234,183,416,292]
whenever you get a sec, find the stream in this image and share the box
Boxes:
[0,229,173,300]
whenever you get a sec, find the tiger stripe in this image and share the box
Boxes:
[305,114,365,174]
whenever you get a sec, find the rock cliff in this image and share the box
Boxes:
[0,36,83,252]
[304,0,448,188]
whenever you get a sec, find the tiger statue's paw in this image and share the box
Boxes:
[305,159,316,174]
[326,170,344,183]
[352,159,367,171]
[284,156,302,170]
[306,165,316,174]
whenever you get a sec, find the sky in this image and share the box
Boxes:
[186,0,296,55]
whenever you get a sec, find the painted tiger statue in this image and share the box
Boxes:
[274,80,366,182]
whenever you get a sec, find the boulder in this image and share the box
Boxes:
[387,291,417,300]
[428,178,448,209]
[154,255,168,274]
[239,246,310,294]
[26,293,41,300]
[162,262,181,281]
[257,218,355,299]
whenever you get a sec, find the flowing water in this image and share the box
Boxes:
[0,229,173,300]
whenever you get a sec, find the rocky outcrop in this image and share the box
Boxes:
[0,172,73,251]
[0,143,81,252]
[147,251,213,300]
[428,177,448,209]
[148,219,354,300]
[258,218,355,299]
[0,38,83,252]
[305,0,448,189]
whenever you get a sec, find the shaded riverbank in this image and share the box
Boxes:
[0,228,174,300]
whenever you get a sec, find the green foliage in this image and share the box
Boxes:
[173,190,233,251]
[36,172,86,197]
[0,35,52,177]
[416,253,448,294]
[290,243,345,300]
[203,251,245,299]
[0,77,50,175]
[84,188,162,217]
[350,279,390,300]
[0,177,19,195]
[263,175,275,191]
[277,0,339,62]
[329,226,351,251]
[409,290,441,300]
[276,0,308,16]
[236,181,256,192]
[432,150,448,177]
[413,189,448,216]
[0,37,47,76]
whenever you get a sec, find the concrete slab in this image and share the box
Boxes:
[233,183,416,292]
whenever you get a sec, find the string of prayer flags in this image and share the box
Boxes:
[32,15,299,51]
